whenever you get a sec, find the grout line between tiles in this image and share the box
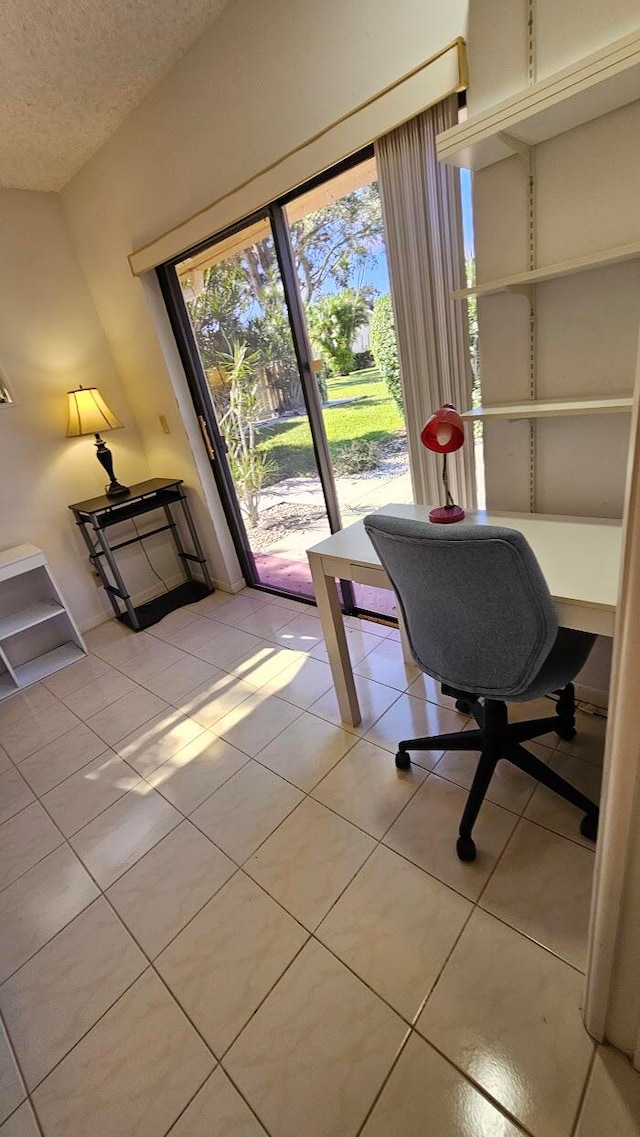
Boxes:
[0,1006,33,1133]
[1,743,313,1137]
[0,612,606,1137]
[4,792,225,1131]
[570,1044,597,1137]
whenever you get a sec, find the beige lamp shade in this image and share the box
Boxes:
[66,386,123,437]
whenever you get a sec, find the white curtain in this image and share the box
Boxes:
[375,98,476,508]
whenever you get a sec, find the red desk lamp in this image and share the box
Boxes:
[421,404,465,524]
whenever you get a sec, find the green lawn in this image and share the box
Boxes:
[256,368,404,484]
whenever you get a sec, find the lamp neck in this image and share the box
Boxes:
[442,452,455,508]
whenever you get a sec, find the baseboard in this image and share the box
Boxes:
[212,575,245,594]
[130,573,187,607]
[575,683,609,713]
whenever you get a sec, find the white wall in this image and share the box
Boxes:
[468,0,640,704]
[60,0,469,596]
[0,188,153,630]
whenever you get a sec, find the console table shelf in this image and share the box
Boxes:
[436,29,640,170]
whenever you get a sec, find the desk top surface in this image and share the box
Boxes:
[69,478,183,515]
[308,503,623,613]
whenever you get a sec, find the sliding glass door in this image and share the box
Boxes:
[159,148,408,617]
[166,211,339,600]
[283,155,411,615]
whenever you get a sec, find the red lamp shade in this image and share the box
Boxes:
[421,404,465,454]
[420,404,465,524]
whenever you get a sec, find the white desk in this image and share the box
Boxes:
[307,503,622,727]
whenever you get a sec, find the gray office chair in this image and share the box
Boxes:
[363,514,600,862]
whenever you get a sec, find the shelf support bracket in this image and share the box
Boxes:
[505,284,534,304]
[497,132,531,164]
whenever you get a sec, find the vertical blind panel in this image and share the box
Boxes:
[375,98,476,508]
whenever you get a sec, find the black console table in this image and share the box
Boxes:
[70,478,214,631]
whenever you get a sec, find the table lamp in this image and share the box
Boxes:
[66,385,130,498]
[421,403,465,523]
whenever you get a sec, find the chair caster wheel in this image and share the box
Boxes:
[456,836,476,862]
[555,723,577,742]
[456,699,472,714]
[580,812,598,842]
[395,750,411,770]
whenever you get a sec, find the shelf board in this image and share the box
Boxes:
[452,239,640,300]
[0,601,65,642]
[15,643,85,687]
[462,396,634,421]
[0,672,17,701]
[437,29,640,170]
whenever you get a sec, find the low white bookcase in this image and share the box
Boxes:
[0,544,86,700]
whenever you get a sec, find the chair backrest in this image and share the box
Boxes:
[363,514,558,699]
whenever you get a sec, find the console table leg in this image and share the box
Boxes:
[94,527,140,630]
[178,492,214,592]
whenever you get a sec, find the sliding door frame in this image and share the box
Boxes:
[158,145,388,615]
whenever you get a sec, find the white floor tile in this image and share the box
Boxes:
[245,797,375,930]
[156,872,307,1056]
[0,803,63,891]
[317,845,471,1020]
[0,1101,40,1136]
[18,725,110,796]
[168,1067,267,1136]
[417,909,593,1137]
[0,768,34,826]
[0,898,145,1089]
[224,939,406,1137]
[42,752,142,836]
[212,691,301,758]
[191,762,303,863]
[481,818,595,970]
[312,737,426,838]
[255,713,356,791]
[0,846,99,982]
[146,732,248,815]
[364,693,469,767]
[383,774,517,901]
[70,785,181,888]
[85,688,168,747]
[31,970,214,1137]
[575,1046,640,1137]
[107,821,235,958]
[361,1032,527,1136]
[0,1020,25,1124]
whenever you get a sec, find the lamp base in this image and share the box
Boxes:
[94,434,129,499]
[105,481,131,499]
[429,504,465,524]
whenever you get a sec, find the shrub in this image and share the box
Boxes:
[353,349,374,370]
[306,291,369,377]
[370,293,403,413]
[332,439,379,475]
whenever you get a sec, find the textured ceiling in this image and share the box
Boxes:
[0,0,230,191]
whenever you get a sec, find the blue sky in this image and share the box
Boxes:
[348,169,474,297]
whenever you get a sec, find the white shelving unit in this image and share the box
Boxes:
[462,396,634,421]
[436,29,640,171]
[437,31,640,445]
[452,239,640,300]
[0,544,86,700]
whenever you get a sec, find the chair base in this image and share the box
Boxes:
[395,683,599,862]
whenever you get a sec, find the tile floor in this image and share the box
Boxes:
[0,587,638,1137]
